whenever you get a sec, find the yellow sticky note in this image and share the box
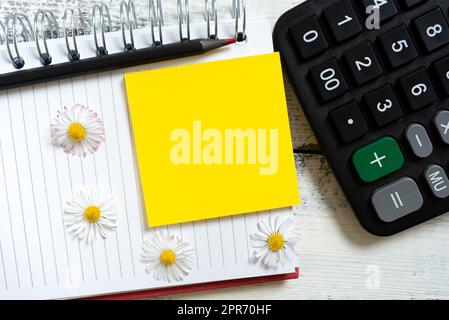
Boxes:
[125,53,300,227]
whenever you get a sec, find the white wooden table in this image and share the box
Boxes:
[5,0,449,300]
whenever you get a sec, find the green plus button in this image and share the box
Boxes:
[352,137,405,183]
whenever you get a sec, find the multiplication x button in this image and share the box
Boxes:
[434,110,449,144]
[352,137,405,182]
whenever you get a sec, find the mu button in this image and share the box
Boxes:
[424,165,449,199]
[352,137,405,183]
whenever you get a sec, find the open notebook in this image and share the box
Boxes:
[0,19,298,299]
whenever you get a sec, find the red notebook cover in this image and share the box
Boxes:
[86,268,299,300]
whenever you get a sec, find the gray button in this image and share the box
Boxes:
[424,165,449,199]
[371,177,423,223]
[405,123,433,158]
[434,110,449,144]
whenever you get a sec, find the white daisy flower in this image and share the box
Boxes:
[250,216,299,268]
[64,186,118,243]
[141,231,195,282]
[51,104,105,157]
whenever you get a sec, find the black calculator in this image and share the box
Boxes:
[274,0,449,235]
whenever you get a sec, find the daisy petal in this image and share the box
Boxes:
[64,186,118,243]
[51,104,105,157]
[249,215,300,269]
[140,231,195,283]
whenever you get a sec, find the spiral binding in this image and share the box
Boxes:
[149,0,163,46]
[0,21,6,46]
[205,0,218,39]
[233,0,246,41]
[92,3,112,57]
[63,8,85,62]
[177,0,190,42]
[34,10,59,65]
[5,13,34,69]
[2,0,246,69]
[120,0,137,51]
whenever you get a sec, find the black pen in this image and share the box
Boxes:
[0,38,237,91]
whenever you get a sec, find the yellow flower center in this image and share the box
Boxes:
[83,206,101,223]
[67,123,86,142]
[267,233,285,252]
[160,249,176,266]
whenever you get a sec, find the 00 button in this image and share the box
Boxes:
[352,137,405,183]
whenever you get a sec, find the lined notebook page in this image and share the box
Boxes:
[0,19,297,299]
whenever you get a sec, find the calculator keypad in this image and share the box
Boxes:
[434,56,449,95]
[405,123,433,158]
[400,0,427,9]
[274,0,449,235]
[434,110,449,144]
[310,59,349,101]
[378,25,418,68]
[344,42,384,84]
[364,85,403,126]
[290,16,328,60]
[399,68,437,110]
[424,165,449,199]
[323,0,363,42]
[371,177,423,223]
[413,8,449,52]
[331,101,369,142]
[352,136,405,183]
[360,0,399,23]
